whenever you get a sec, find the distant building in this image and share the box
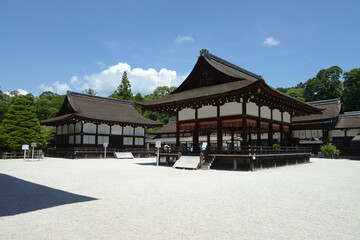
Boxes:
[41,91,162,153]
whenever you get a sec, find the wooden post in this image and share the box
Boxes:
[207,132,211,148]
[233,159,237,170]
[257,105,261,146]
[242,99,248,146]
[217,105,223,148]
[280,111,284,146]
[268,109,273,146]
[176,111,180,148]
[193,108,200,152]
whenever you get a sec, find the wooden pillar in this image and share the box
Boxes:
[280,111,284,146]
[176,111,180,148]
[95,124,99,146]
[231,131,234,147]
[289,114,293,146]
[268,109,273,146]
[207,132,211,148]
[217,105,222,148]
[193,108,200,152]
[242,99,248,146]
[257,105,261,146]
[81,121,84,146]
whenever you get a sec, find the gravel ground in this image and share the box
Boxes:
[0,157,359,240]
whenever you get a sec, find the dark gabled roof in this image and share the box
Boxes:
[41,91,162,127]
[335,111,360,129]
[292,99,342,123]
[149,118,177,135]
[138,49,322,116]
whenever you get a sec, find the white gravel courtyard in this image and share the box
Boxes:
[1,157,359,240]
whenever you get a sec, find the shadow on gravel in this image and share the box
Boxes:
[0,174,97,217]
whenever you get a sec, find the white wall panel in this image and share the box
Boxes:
[135,127,145,136]
[83,123,97,134]
[68,135,74,144]
[347,129,360,137]
[75,135,81,144]
[331,130,345,137]
[62,125,68,134]
[299,130,306,139]
[198,105,217,119]
[98,124,110,134]
[220,102,242,116]
[273,109,281,121]
[261,133,268,139]
[305,130,312,138]
[112,125,122,135]
[273,132,280,139]
[283,112,291,123]
[247,102,259,117]
[75,122,82,133]
[178,108,195,121]
[98,136,109,145]
[124,126,134,135]
[135,137,144,145]
[123,137,133,145]
[293,130,300,138]
[83,135,96,144]
[261,106,271,119]
[56,125,62,135]
[69,124,75,134]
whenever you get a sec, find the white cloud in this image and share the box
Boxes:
[96,61,106,68]
[39,84,54,92]
[54,62,187,97]
[175,35,194,43]
[263,37,280,46]
[53,82,70,94]
[5,89,29,96]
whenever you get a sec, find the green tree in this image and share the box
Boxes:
[342,68,360,111]
[0,98,46,150]
[304,66,343,102]
[0,87,8,122]
[109,71,133,100]
[82,88,97,95]
[35,91,64,121]
[285,88,305,101]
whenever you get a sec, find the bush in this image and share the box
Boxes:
[320,142,340,158]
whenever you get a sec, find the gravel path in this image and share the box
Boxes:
[0,157,359,240]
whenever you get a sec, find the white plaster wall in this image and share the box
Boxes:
[75,135,81,144]
[124,126,134,136]
[123,137,133,145]
[247,102,259,117]
[112,125,122,135]
[83,135,96,144]
[347,129,360,137]
[75,122,81,133]
[98,136,109,145]
[98,124,110,134]
[299,130,306,139]
[273,109,281,121]
[283,112,291,123]
[56,125,62,135]
[331,130,345,137]
[198,105,217,119]
[251,134,257,139]
[62,125,68,134]
[83,123,97,134]
[179,108,195,121]
[318,129,323,138]
[273,132,280,139]
[305,130,312,138]
[135,137,144,145]
[312,130,318,138]
[261,106,271,119]
[220,102,242,116]
[293,130,300,138]
[261,133,268,139]
[68,135,74,144]
[135,127,145,136]
[69,124,75,134]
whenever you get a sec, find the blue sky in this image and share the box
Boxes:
[0,0,359,97]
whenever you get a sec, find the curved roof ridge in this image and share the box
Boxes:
[307,98,340,106]
[67,90,133,105]
[200,49,262,80]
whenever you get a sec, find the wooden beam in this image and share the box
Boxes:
[217,105,222,148]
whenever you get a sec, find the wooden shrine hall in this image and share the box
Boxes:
[138,49,323,170]
[41,91,162,158]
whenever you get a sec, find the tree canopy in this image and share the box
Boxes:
[342,68,360,111]
[303,66,343,102]
[0,98,46,150]
[109,71,133,100]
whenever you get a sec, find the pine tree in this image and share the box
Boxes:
[109,71,133,100]
[0,98,46,150]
